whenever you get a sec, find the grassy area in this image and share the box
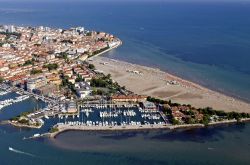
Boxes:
[90,74,124,96]
[50,127,59,133]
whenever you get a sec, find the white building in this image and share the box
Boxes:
[8,25,15,33]
[76,27,84,33]
[75,81,92,98]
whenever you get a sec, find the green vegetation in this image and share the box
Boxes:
[34,43,41,47]
[75,75,83,82]
[197,107,250,121]
[30,69,43,75]
[57,52,70,63]
[50,127,59,133]
[147,97,181,107]
[60,75,77,95]
[186,117,197,124]
[61,39,73,44]
[18,118,29,124]
[92,88,105,95]
[61,76,69,87]
[58,52,69,60]
[0,31,21,39]
[10,116,19,121]
[147,96,250,125]
[68,82,76,94]
[171,118,180,125]
[86,32,92,36]
[43,63,58,71]
[91,74,111,88]
[90,74,123,95]
[91,77,110,88]
[10,111,31,121]
[97,38,109,42]
[23,60,34,66]
[35,123,41,127]
[0,77,4,83]
[90,46,110,57]
[20,111,31,117]
[88,64,95,70]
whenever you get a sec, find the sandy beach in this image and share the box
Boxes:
[89,56,250,113]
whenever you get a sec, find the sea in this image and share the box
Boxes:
[0,1,250,164]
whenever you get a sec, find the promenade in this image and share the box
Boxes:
[50,123,171,138]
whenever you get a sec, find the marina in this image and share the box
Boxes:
[46,104,167,131]
[0,84,169,134]
[0,95,30,110]
[0,1,250,165]
[0,90,10,96]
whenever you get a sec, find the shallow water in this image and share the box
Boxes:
[1,122,250,165]
[0,1,250,164]
[0,92,249,165]
[0,1,250,101]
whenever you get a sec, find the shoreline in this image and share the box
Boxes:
[3,35,250,137]
[119,60,250,104]
[89,56,250,113]
[47,118,250,138]
[88,40,249,104]
[88,38,122,60]
[8,120,42,129]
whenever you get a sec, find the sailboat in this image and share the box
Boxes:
[9,147,14,151]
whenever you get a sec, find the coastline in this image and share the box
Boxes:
[3,35,250,137]
[47,118,250,139]
[8,120,42,129]
[88,38,122,60]
[89,56,250,113]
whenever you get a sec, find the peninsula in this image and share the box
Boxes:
[0,25,249,138]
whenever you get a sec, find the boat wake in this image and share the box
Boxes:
[8,147,36,157]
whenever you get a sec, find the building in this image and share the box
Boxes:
[140,101,157,111]
[26,76,47,92]
[36,84,59,97]
[111,95,147,103]
[8,25,15,33]
[47,74,62,85]
[67,100,77,113]
[76,27,84,33]
[75,82,92,98]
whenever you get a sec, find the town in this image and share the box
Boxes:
[0,25,249,138]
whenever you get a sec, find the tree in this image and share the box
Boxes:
[201,115,210,126]
[186,117,196,124]
[59,52,68,60]
[92,88,105,95]
[30,69,42,75]
[23,60,34,66]
[43,63,58,71]
[172,119,180,125]
[50,127,59,133]
[88,64,95,70]
[75,75,83,82]
[0,77,4,83]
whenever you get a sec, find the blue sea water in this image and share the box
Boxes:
[0,1,250,164]
[1,1,250,101]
